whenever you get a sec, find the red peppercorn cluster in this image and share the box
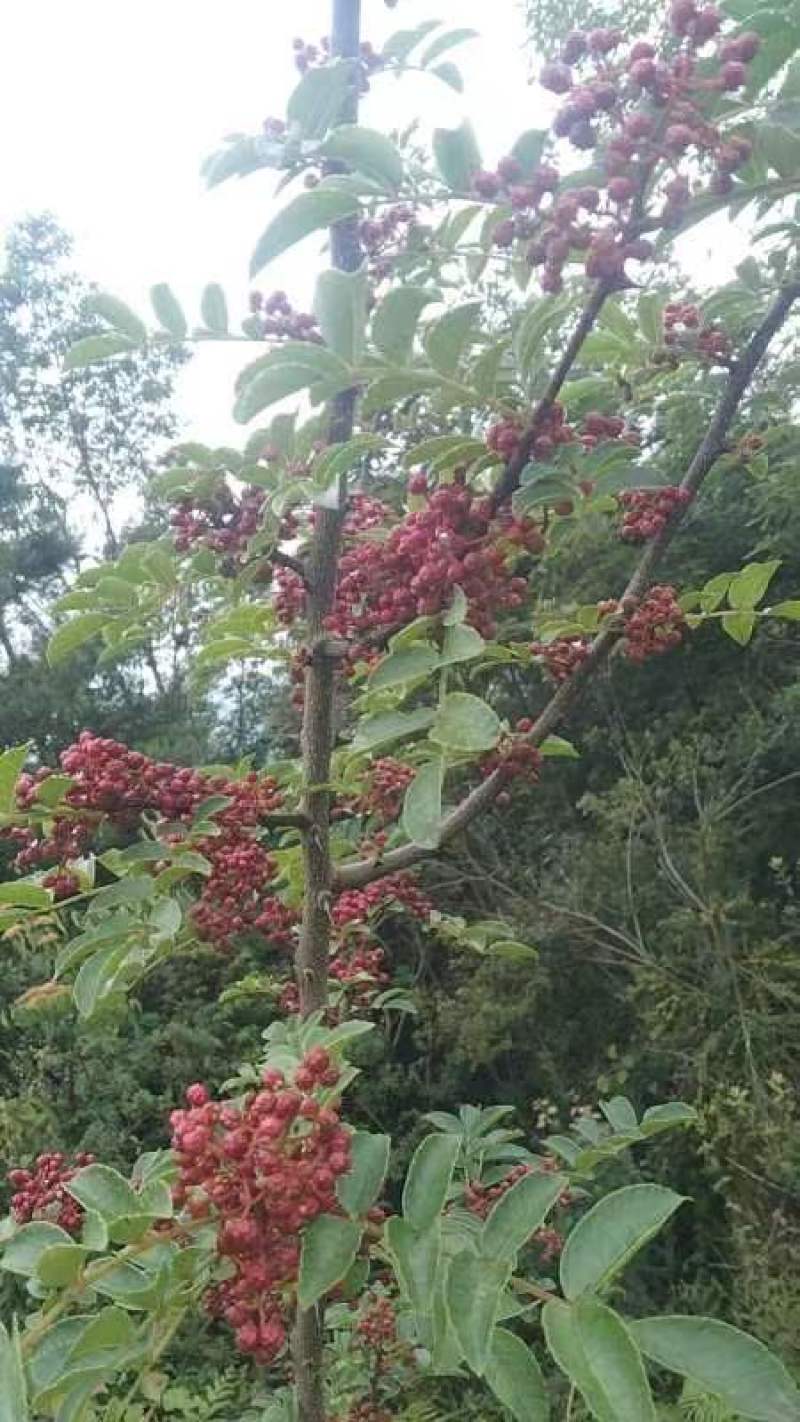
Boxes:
[191,834,286,953]
[170,483,266,560]
[355,1295,397,1349]
[169,468,303,574]
[42,868,81,901]
[464,1163,532,1219]
[464,1163,569,1258]
[354,758,415,825]
[330,938,391,1007]
[531,636,592,683]
[8,1151,95,1236]
[332,873,432,930]
[280,932,391,1022]
[580,410,634,449]
[618,485,692,541]
[171,1053,353,1365]
[486,416,526,462]
[53,735,282,829]
[472,156,566,265]
[358,205,417,283]
[476,6,758,291]
[663,303,732,363]
[480,728,543,788]
[534,1225,564,1263]
[277,487,536,660]
[7,815,91,873]
[277,872,430,1023]
[292,34,382,89]
[8,732,294,956]
[622,584,686,662]
[247,289,320,342]
[486,404,635,468]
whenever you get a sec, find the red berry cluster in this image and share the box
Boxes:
[8,814,91,873]
[618,485,692,541]
[170,484,266,560]
[292,35,382,89]
[486,415,526,462]
[248,289,320,343]
[171,1052,352,1364]
[464,1162,568,1259]
[356,1295,397,1349]
[332,873,432,930]
[283,874,431,1022]
[191,834,289,953]
[277,487,537,658]
[663,303,732,362]
[480,728,543,790]
[358,205,417,284]
[8,733,292,956]
[353,758,414,825]
[486,404,635,467]
[534,1225,565,1264]
[8,1151,95,1236]
[531,636,592,683]
[280,933,391,1022]
[622,584,686,662]
[478,6,758,291]
[580,410,634,449]
[464,1162,532,1219]
[42,868,81,901]
[330,938,391,1009]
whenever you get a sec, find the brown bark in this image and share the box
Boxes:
[292,5,362,1420]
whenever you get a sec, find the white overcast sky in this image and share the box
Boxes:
[1,0,748,447]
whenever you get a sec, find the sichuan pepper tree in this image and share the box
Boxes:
[2,1,800,1419]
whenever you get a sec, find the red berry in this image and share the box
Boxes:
[540,61,573,94]
[720,60,747,89]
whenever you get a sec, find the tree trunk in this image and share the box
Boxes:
[292,3,362,1419]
